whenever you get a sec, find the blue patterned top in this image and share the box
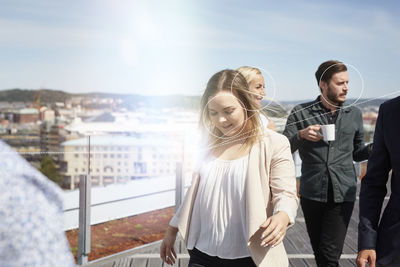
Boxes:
[0,140,75,267]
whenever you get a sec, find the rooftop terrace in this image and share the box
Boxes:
[76,180,388,267]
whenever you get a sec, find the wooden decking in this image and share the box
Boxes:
[84,182,389,267]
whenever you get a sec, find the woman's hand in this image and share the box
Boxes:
[259,211,290,248]
[160,226,178,265]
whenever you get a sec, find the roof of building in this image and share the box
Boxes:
[61,135,179,147]
[17,108,39,114]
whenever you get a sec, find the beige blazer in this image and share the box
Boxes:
[175,130,299,267]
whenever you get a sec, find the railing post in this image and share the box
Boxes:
[293,150,302,178]
[354,161,361,179]
[78,174,91,265]
[175,162,184,212]
[78,136,91,265]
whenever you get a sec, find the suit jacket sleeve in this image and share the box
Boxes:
[358,103,391,251]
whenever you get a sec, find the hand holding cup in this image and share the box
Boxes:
[299,125,323,142]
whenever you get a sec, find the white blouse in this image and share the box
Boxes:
[259,112,269,128]
[170,154,251,259]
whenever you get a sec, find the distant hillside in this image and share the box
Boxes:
[0,89,389,110]
[0,89,200,109]
[0,89,70,103]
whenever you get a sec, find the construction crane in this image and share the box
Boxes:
[31,89,41,110]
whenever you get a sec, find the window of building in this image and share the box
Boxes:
[104,166,113,173]
[91,176,100,185]
[134,162,147,174]
[103,176,114,185]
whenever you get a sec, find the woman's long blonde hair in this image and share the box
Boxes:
[236,66,262,85]
[199,69,263,150]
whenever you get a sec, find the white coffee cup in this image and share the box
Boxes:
[321,124,335,141]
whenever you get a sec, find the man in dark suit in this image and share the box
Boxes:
[357,96,400,267]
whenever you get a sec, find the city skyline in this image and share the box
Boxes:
[1,0,400,101]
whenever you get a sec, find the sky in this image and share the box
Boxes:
[0,0,400,101]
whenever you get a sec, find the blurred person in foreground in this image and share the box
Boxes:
[357,96,400,267]
[283,60,372,267]
[237,66,277,131]
[160,69,298,266]
[0,140,75,267]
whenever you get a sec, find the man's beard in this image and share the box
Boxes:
[326,86,345,106]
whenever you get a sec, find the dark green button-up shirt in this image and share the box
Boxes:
[283,97,371,202]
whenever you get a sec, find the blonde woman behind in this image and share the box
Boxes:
[237,66,277,131]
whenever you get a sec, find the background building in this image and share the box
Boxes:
[60,135,184,189]
[40,121,67,163]
[14,108,39,123]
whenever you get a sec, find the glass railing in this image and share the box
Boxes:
[59,133,196,264]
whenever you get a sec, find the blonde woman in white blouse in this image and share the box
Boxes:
[160,69,298,267]
[237,66,277,131]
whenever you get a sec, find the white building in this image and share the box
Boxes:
[61,135,184,189]
[39,107,56,122]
